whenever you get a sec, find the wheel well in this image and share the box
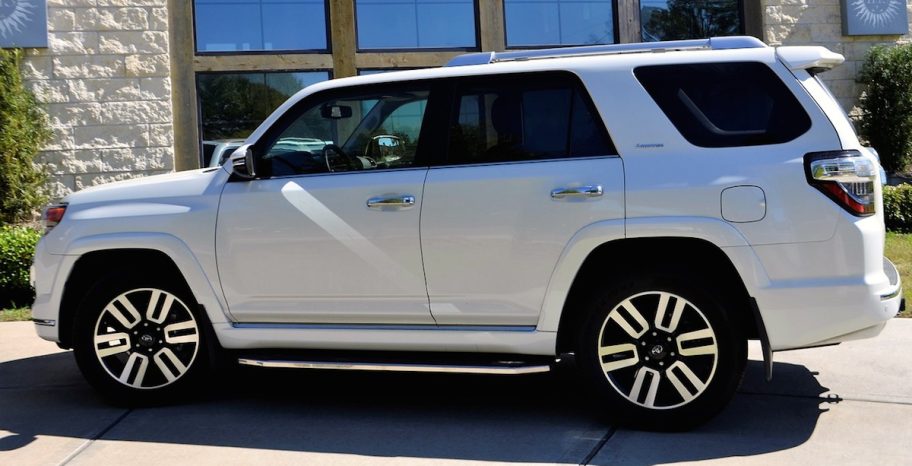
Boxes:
[555,237,758,354]
[57,249,187,349]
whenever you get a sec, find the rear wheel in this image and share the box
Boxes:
[73,272,208,405]
[575,275,746,430]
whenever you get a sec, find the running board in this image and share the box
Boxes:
[237,358,552,375]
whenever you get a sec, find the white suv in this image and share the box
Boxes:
[31,37,902,430]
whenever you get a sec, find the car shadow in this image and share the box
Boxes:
[0,352,834,464]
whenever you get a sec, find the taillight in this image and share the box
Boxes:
[41,203,67,233]
[804,150,877,216]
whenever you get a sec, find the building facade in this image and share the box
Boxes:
[13,0,912,196]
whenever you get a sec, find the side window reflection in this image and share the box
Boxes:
[263,89,430,177]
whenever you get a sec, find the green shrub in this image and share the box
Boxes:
[0,225,40,308]
[0,48,51,224]
[884,185,912,232]
[858,44,912,173]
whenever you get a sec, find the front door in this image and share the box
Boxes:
[217,83,437,324]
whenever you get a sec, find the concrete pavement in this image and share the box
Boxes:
[1,319,911,465]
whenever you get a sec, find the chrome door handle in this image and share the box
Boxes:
[367,194,416,209]
[550,185,603,199]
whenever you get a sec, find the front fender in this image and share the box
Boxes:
[61,232,231,325]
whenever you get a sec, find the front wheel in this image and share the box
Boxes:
[575,276,746,430]
[73,273,208,405]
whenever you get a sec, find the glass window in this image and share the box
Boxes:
[634,62,811,148]
[194,0,328,52]
[640,0,742,42]
[447,76,616,165]
[260,88,430,177]
[197,71,329,142]
[356,0,476,49]
[504,0,615,47]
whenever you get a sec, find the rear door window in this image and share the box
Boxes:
[634,62,811,147]
[446,73,617,165]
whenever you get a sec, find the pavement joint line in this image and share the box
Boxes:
[580,425,616,465]
[56,408,133,466]
[738,390,912,406]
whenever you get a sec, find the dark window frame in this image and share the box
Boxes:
[191,0,333,55]
[435,71,618,167]
[353,0,482,52]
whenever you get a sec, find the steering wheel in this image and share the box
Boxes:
[323,144,360,172]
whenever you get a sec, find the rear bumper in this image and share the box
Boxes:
[755,256,900,351]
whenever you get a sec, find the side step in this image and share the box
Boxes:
[238,358,552,375]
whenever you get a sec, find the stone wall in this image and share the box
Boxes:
[20,0,174,198]
[763,0,912,112]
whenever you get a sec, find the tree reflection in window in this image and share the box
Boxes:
[196,72,329,141]
[641,0,742,42]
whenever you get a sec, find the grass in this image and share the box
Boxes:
[0,306,30,322]
[885,232,912,318]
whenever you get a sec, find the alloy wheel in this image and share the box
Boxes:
[596,291,718,410]
[92,288,200,390]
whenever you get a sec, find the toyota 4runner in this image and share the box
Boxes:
[31,37,902,430]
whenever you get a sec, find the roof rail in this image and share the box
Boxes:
[445,36,767,67]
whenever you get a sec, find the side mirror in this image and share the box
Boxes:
[229,144,257,179]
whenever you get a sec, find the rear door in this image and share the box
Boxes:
[420,72,625,326]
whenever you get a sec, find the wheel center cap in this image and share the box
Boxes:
[649,344,666,360]
[139,334,155,347]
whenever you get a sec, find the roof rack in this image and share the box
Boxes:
[445,36,767,67]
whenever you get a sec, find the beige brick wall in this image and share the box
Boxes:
[763,0,912,112]
[20,0,174,198]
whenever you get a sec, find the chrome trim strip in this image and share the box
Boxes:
[881,257,902,300]
[32,319,56,327]
[230,323,538,332]
[880,286,902,301]
[238,358,551,374]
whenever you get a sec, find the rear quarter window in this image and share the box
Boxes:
[634,62,812,148]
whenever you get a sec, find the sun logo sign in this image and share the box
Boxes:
[0,0,47,48]
[854,0,904,26]
[843,0,909,35]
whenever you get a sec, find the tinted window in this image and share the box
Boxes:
[447,77,616,164]
[197,71,329,141]
[356,0,476,49]
[194,0,328,52]
[634,62,811,148]
[640,0,742,42]
[505,0,615,47]
[261,88,430,177]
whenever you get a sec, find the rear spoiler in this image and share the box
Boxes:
[776,46,845,73]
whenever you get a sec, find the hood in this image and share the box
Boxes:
[63,168,225,206]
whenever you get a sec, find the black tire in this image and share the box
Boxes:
[72,271,210,406]
[575,274,746,431]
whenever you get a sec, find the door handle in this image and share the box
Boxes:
[550,185,603,199]
[367,194,416,210]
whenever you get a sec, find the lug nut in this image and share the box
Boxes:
[652,332,657,336]
[645,356,650,361]
[671,352,676,356]
[659,362,664,366]
[667,337,672,342]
